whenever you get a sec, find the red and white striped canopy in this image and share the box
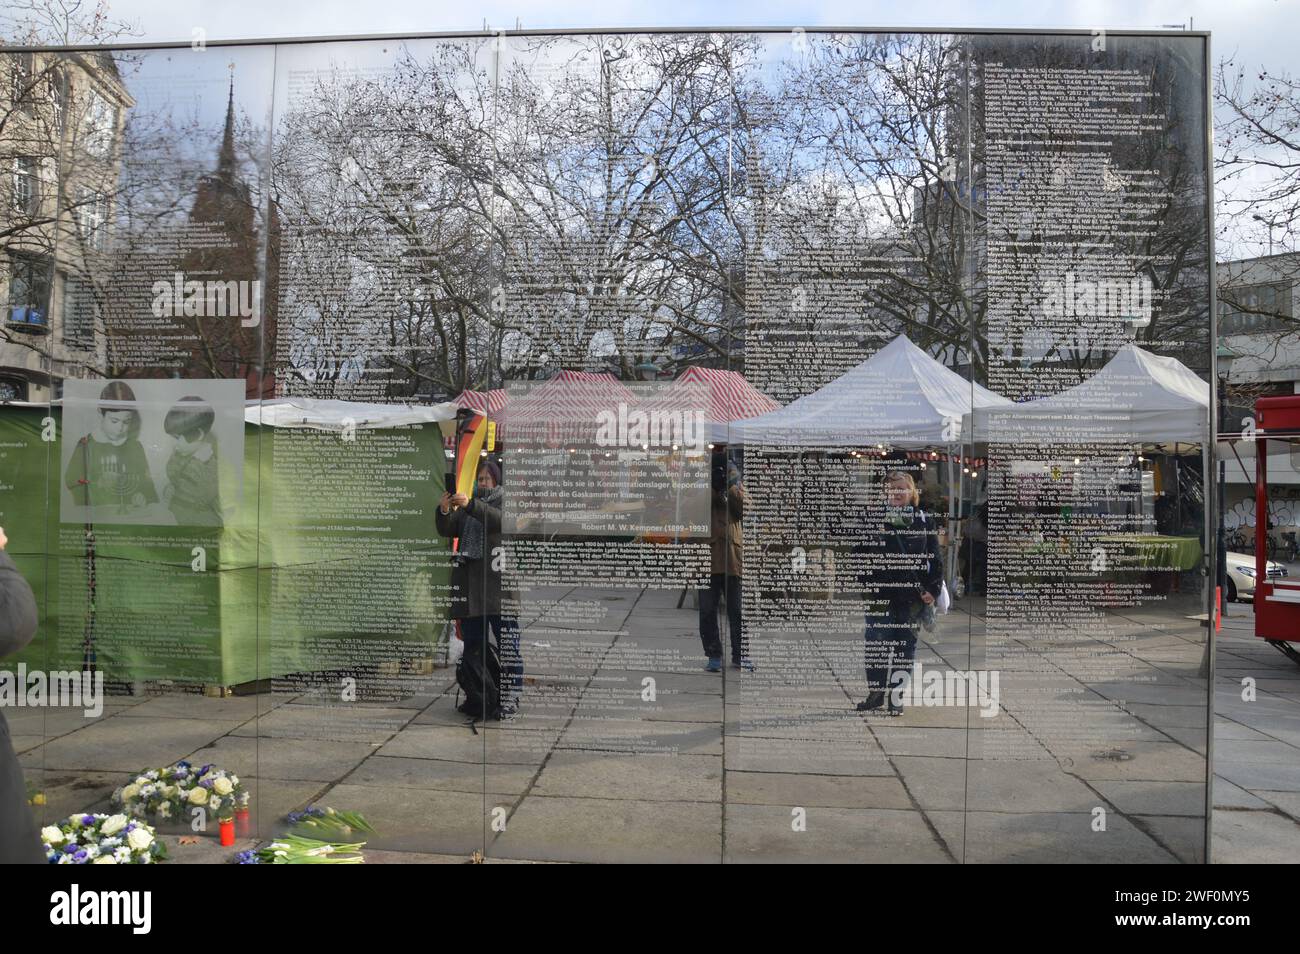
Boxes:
[507,370,636,424]
[455,372,636,442]
[456,370,774,436]
[453,388,507,416]
[647,366,780,423]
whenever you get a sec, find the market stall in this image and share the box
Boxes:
[966,345,1211,595]
[967,344,1210,446]
[719,334,1012,447]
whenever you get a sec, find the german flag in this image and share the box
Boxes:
[453,410,489,499]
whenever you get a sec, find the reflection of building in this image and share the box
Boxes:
[108,78,278,398]
[1218,252,1300,521]
[1219,252,1297,346]
[181,79,278,398]
[0,50,133,402]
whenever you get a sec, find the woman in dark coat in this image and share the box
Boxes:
[856,470,943,716]
[436,459,521,716]
[0,526,44,863]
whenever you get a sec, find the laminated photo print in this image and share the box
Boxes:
[61,378,245,527]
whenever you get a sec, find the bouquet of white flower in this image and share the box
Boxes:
[236,807,376,864]
[42,813,168,864]
[286,806,375,839]
[112,760,250,823]
[237,834,366,864]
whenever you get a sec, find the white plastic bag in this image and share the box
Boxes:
[446,619,464,666]
[937,580,951,615]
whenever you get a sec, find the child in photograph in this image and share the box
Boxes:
[65,380,159,517]
[162,395,222,527]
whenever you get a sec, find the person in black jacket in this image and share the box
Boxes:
[856,471,942,716]
[0,526,45,863]
[436,459,521,718]
[700,453,746,672]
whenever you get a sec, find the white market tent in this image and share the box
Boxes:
[968,344,1210,446]
[245,397,462,435]
[719,334,1012,446]
[8,395,465,435]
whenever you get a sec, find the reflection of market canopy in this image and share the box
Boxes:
[245,396,461,435]
[970,344,1210,445]
[503,371,636,443]
[721,334,1011,446]
[452,387,507,417]
[643,366,779,424]
[455,366,778,441]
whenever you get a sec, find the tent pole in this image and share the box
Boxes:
[947,451,959,590]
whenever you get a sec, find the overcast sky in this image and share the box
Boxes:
[105,0,1295,75]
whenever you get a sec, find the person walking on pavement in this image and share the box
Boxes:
[700,452,747,672]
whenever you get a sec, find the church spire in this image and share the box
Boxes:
[217,70,236,182]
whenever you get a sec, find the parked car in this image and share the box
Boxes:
[1226,551,1288,602]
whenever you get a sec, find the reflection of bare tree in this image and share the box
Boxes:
[3,37,275,400]
[4,13,273,397]
[263,32,1212,401]
[976,38,1210,378]
[87,96,227,378]
[272,35,754,397]
[758,34,1210,383]
[272,43,499,399]
[1216,60,1299,353]
[495,34,745,379]
[740,34,974,379]
[275,226,384,394]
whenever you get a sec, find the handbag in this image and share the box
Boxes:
[937,580,951,615]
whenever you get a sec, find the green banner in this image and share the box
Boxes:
[0,406,451,686]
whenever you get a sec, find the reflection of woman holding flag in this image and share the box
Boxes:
[445,410,487,555]
[436,411,521,717]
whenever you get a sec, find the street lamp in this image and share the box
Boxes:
[1253,214,1277,257]
[1217,340,1239,618]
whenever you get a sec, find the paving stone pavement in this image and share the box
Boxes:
[1211,605,1300,864]
[11,585,1299,863]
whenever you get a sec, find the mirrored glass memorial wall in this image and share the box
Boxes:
[0,29,1213,863]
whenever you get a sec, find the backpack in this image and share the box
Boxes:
[456,636,503,721]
